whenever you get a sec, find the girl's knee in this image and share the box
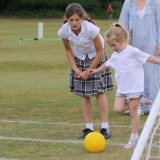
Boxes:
[114,107,123,113]
[114,96,126,113]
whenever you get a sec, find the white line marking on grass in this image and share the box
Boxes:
[0,159,18,160]
[0,119,130,147]
[0,136,125,146]
[0,119,132,128]
[0,120,82,125]
[0,136,82,144]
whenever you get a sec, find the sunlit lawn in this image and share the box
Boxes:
[0,19,148,160]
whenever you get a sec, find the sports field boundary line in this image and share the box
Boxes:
[0,158,18,160]
[0,136,125,146]
[3,37,61,42]
[0,119,132,128]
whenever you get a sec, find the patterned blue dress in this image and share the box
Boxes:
[119,0,160,109]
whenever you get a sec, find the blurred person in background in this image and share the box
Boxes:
[119,0,160,115]
[107,4,113,19]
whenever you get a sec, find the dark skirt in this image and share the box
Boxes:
[69,53,113,97]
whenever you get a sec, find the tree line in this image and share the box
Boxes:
[0,0,124,19]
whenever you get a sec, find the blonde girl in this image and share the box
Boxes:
[89,23,160,149]
[119,0,160,114]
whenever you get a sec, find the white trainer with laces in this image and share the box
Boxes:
[123,138,138,149]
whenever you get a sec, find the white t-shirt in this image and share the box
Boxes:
[58,20,104,60]
[106,45,150,94]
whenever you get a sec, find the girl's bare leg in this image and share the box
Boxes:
[96,93,111,139]
[129,98,140,134]
[114,96,127,113]
[78,96,93,139]
[96,93,108,122]
[124,98,140,149]
[81,96,92,123]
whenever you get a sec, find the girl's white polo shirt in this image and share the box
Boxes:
[58,20,104,60]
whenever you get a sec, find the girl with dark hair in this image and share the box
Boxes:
[58,3,113,139]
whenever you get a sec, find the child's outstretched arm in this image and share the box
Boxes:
[89,63,107,74]
[147,55,160,64]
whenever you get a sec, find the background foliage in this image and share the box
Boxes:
[0,0,124,19]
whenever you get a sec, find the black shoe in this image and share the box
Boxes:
[78,128,93,139]
[100,128,111,139]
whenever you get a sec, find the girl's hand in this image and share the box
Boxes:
[74,68,82,78]
[74,68,89,80]
[79,70,90,80]
[88,69,98,74]
[157,44,160,55]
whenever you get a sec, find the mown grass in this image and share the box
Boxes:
[0,19,148,160]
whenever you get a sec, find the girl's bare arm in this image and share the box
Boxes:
[147,55,160,64]
[62,39,82,76]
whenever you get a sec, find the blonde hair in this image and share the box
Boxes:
[105,23,129,43]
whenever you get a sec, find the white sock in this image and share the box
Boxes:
[86,123,93,131]
[130,133,138,140]
[101,122,109,129]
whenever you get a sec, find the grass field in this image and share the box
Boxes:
[0,19,148,160]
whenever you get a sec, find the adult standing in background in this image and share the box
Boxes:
[119,0,160,114]
[58,3,113,139]
[107,4,113,19]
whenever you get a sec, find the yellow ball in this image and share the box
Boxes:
[84,132,106,153]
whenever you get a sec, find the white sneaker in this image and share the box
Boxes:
[123,138,138,149]
[138,106,144,116]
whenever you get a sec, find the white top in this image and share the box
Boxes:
[58,20,104,60]
[106,45,150,94]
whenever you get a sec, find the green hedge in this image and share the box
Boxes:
[0,0,124,19]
